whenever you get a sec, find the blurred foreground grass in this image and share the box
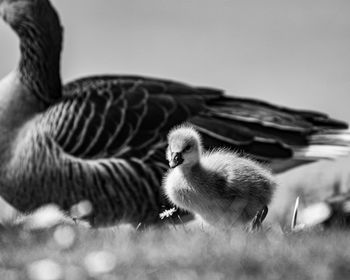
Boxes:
[1,222,350,280]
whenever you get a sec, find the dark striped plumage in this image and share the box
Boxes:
[0,0,349,226]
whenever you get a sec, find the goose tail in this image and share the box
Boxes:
[293,130,350,160]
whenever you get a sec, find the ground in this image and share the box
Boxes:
[1,221,350,280]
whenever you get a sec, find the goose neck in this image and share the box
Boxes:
[17,19,62,105]
[3,0,64,105]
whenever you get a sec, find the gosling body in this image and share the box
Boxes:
[164,126,276,228]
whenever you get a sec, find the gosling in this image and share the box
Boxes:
[163,125,276,229]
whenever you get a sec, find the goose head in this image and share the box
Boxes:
[0,0,63,104]
[0,0,60,35]
[166,125,203,169]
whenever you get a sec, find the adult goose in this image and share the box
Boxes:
[0,0,349,227]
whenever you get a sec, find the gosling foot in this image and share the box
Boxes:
[248,206,268,232]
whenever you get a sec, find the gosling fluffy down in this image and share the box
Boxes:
[163,125,276,228]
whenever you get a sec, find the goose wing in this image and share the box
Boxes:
[59,75,349,172]
[53,75,218,160]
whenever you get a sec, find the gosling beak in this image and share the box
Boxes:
[169,152,184,168]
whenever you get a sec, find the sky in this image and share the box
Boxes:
[0,0,349,122]
[0,0,350,222]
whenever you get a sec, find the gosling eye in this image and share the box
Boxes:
[183,144,192,152]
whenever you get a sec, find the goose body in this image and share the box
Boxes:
[164,126,276,228]
[0,0,349,227]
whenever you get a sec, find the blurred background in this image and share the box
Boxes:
[0,0,349,225]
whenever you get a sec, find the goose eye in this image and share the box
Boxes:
[183,144,191,152]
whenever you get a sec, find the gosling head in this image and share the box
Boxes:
[166,125,203,169]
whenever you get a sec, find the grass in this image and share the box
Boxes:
[1,221,350,280]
